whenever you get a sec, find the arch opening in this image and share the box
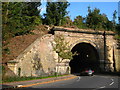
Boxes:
[69,42,100,74]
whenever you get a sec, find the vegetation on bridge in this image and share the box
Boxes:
[53,34,77,75]
[53,35,77,62]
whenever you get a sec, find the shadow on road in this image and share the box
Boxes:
[71,72,120,77]
[2,84,15,90]
[94,72,120,77]
[8,87,119,90]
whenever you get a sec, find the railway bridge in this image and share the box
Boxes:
[7,27,119,76]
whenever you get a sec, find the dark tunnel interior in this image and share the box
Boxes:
[69,42,100,74]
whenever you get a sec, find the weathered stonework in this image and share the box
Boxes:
[8,34,56,77]
[52,27,118,72]
[7,27,119,77]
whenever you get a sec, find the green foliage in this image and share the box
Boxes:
[73,15,87,29]
[33,16,42,25]
[115,35,120,40]
[61,16,73,27]
[1,65,5,71]
[1,65,6,77]
[119,17,120,24]
[105,21,114,30]
[0,65,5,73]
[54,35,76,62]
[44,0,70,26]
[86,7,114,30]
[53,35,77,76]
[112,10,117,25]
[116,24,120,35]
[2,74,67,83]
[2,2,41,41]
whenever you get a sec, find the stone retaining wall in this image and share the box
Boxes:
[8,34,56,77]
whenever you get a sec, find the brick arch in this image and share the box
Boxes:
[69,39,101,64]
[69,39,101,73]
[69,39,99,51]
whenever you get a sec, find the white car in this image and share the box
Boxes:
[80,69,94,76]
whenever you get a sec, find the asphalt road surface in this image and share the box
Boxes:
[17,75,119,90]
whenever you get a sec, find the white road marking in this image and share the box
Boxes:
[100,86,106,88]
[77,77,81,81]
[109,78,114,86]
[92,76,116,90]
[110,82,114,86]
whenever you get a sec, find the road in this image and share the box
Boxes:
[17,75,119,90]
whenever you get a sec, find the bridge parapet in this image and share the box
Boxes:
[51,27,115,35]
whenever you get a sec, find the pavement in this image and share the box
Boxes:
[1,74,77,90]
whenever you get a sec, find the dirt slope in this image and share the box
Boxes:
[2,25,49,63]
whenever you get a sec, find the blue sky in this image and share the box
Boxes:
[40,2,119,23]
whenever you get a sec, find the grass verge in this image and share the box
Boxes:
[2,74,69,83]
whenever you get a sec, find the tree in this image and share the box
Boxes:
[112,10,117,25]
[118,17,120,24]
[88,6,91,14]
[86,7,113,30]
[53,35,77,75]
[106,20,114,30]
[44,0,70,26]
[112,10,117,31]
[116,24,120,35]
[2,2,41,41]
[73,15,86,29]
[86,7,101,29]
[61,16,74,27]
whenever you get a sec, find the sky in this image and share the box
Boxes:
[67,2,118,21]
[40,1,119,23]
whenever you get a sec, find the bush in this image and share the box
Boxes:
[116,24,120,35]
